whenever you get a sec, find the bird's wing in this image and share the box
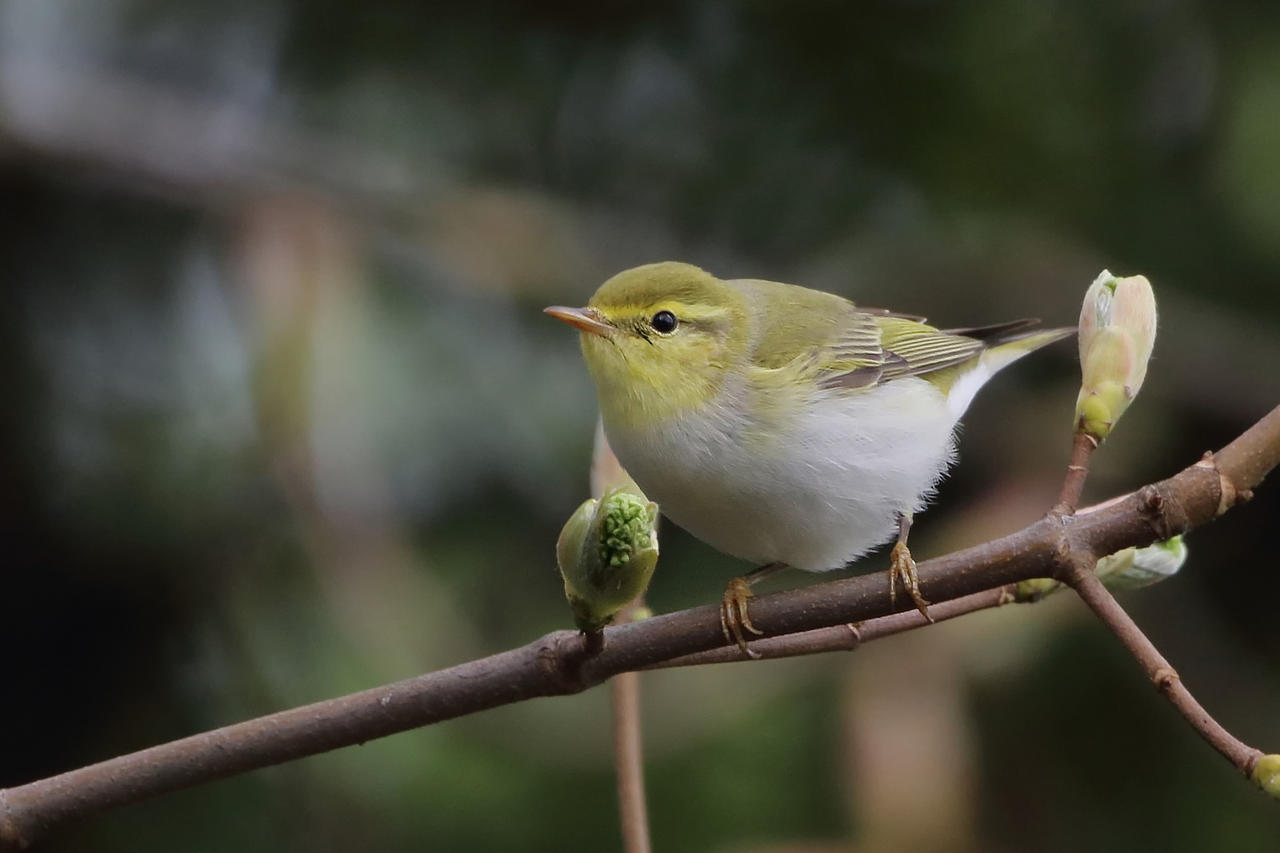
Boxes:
[805,308,890,389]
[810,312,989,390]
[737,279,1009,392]
[740,281,887,387]
[874,316,987,382]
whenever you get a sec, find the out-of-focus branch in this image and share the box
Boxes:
[610,594,651,853]
[0,53,435,210]
[611,670,650,853]
[0,405,1276,851]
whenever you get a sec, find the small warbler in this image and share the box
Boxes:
[547,261,1071,653]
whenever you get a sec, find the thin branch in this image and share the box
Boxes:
[1061,557,1263,776]
[647,587,1017,668]
[1,404,1277,851]
[610,597,652,853]
[611,672,651,853]
[1055,430,1100,513]
[1049,403,1270,782]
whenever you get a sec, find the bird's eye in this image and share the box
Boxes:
[650,310,678,333]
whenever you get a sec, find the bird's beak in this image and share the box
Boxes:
[544,305,615,338]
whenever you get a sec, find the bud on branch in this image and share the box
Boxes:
[1075,271,1158,441]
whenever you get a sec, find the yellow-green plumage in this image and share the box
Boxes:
[551,261,1071,574]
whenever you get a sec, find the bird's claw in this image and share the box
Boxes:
[720,576,764,658]
[889,541,933,623]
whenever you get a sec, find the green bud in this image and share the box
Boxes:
[1252,754,1280,799]
[1014,577,1061,602]
[1014,537,1187,602]
[1096,536,1187,589]
[556,488,660,634]
[557,497,599,583]
[1075,271,1157,441]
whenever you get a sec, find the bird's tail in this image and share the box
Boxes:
[945,324,1075,418]
[981,325,1076,372]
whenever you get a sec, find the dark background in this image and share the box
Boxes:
[3,1,1280,850]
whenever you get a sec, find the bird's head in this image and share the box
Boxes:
[545,262,749,427]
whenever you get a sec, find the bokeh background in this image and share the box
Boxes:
[4,1,1280,851]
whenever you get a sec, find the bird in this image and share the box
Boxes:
[546,261,1071,654]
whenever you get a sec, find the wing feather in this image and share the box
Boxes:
[736,277,1038,393]
[876,316,987,381]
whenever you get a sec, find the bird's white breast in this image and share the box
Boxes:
[603,377,960,572]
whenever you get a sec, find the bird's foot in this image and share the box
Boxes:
[719,576,765,658]
[889,541,933,623]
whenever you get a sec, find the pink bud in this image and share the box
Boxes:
[1075,271,1158,440]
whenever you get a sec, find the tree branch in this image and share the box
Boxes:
[1,404,1277,851]
[1055,431,1099,513]
[1061,558,1263,776]
[1044,402,1273,779]
[645,586,1017,668]
[611,671,651,853]
[611,598,652,853]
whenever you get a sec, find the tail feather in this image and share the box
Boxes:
[943,318,1044,343]
[982,326,1076,371]
[945,325,1075,418]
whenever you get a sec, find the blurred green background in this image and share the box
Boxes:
[4,1,1280,850]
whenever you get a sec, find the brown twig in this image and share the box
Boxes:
[1060,557,1263,776]
[647,587,1017,668]
[1055,430,1100,514]
[1046,397,1271,781]
[1,404,1277,851]
[1046,413,1269,780]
